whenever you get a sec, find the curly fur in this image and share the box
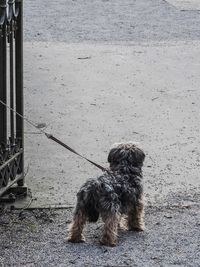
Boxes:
[67,142,145,246]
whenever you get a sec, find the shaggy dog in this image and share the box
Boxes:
[67,142,145,246]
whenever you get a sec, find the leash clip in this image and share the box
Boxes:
[45,133,52,139]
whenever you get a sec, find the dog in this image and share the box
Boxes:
[67,142,145,246]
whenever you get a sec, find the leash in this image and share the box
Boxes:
[0,100,109,173]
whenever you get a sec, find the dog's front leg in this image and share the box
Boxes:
[128,196,145,231]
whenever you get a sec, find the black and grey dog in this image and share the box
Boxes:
[67,142,145,246]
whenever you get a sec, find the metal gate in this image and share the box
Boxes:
[0,0,24,197]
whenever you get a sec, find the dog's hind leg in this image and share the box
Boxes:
[118,215,128,230]
[128,196,145,231]
[67,207,86,243]
[100,212,119,247]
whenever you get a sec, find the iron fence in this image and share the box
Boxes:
[0,0,24,196]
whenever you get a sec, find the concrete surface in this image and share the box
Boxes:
[24,0,200,43]
[166,0,200,10]
[22,41,200,208]
[17,0,200,208]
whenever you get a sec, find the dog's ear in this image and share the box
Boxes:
[107,147,121,165]
[130,147,145,166]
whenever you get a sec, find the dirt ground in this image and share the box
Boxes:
[1,0,200,266]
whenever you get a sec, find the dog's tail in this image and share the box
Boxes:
[77,181,99,223]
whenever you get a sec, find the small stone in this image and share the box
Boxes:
[164,214,172,219]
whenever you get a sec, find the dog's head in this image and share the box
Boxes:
[108,142,145,173]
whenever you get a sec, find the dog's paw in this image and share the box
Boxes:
[129,224,145,232]
[67,235,85,243]
[100,238,117,247]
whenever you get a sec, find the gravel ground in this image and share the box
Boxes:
[0,192,200,267]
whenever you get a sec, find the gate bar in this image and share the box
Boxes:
[0,0,7,144]
[9,0,15,143]
[15,0,24,185]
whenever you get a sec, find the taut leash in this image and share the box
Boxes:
[45,133,108,172]
[0,100,108,173]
